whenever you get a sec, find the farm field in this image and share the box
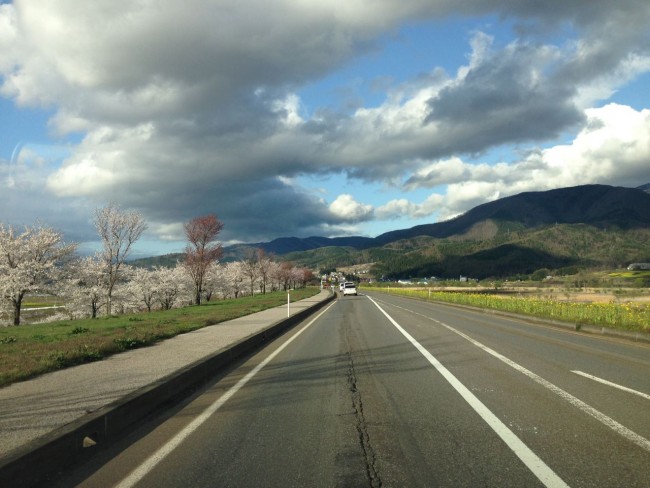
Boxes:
[376,284,650,333]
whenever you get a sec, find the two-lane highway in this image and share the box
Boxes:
[50,291,650,487]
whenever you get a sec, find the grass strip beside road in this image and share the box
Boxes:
[0,288,319,388]
[381,288,650,334]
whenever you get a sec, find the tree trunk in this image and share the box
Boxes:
[13,309,20,326]
[12,295,23,326]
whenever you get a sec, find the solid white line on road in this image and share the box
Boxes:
[367,296,570,488]
[115,301,337,488]
[382,298,650,453]
[572,370,650,401]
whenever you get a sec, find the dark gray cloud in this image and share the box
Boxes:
[426,40,584,153]
[140,177,339,243]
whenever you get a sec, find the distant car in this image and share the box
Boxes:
[339,282,346,292]
[342,282,357,296]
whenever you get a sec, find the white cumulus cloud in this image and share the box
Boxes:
[329,194,374,222]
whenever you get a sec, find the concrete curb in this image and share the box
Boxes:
[0,292,335,488]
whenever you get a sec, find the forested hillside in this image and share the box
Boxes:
[369,224,650,280]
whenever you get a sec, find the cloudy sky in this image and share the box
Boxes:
[1,1,649,256]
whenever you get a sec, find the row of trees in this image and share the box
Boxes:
[1,206,313,325]
[63,257,313,320]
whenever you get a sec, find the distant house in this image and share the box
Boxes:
[627,263,650,270]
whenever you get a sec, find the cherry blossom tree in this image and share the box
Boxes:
[292,267,314,288]
[274,261,295,291]
[223,261,246,298]
[203,263,227,301]
[126,265,188,312]
[183,214,224,305]
[94,203,147,315]
[241,248,260,296]
[65,255,108,318]
[267,261,282,292]
[129,267,157,312]
[0,223,76,325]
[257,249,273,294]
[155,265,189,310]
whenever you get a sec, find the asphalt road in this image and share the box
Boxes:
[48,291,650,487]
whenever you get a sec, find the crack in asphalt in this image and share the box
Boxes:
[347,350,382,488]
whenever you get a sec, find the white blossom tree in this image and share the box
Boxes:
[94,203,147,315]
[202,262,227,301]
[64,255,108,319]
[0,223,76,325]
[257,249,273,294]
[241,249,260,296]
[155,265,189,310]
[223,261,246,298]
[267,261,282,292]
[127,265,189,311]
[128,266,157,312]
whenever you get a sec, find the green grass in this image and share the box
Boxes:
[19,294,65,309]
[609,271,650,278]
[22,302,65,309]
[380,288,650,334]
[0,288,319,387]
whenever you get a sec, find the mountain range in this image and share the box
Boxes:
[228,183,650,257]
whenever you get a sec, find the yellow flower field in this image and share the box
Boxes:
[387,289,650,333]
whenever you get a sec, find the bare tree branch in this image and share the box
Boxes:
[93,203,147,315]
